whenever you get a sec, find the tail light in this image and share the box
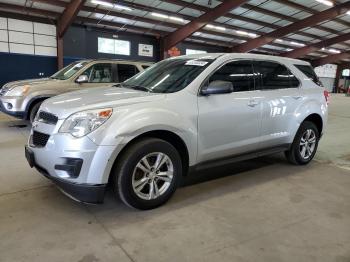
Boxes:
[324,90,330,104]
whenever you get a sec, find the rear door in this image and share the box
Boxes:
[252,60,301,148]
[197,60,261,162]
[116,63,140,82]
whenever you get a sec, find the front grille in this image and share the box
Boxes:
[32,131,50,147]
[38,111,58,125]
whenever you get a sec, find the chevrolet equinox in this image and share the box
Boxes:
[25,53,329,210]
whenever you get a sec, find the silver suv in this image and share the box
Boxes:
[0,59,151,122]
[25,53,328,210]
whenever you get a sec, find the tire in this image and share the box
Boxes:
[29,101,43,123]
[113,138,182,210]
[285,121,320,165]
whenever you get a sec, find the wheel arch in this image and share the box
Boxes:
[302,113,323,135]
[108,129,190,184]
[25,96,51,120]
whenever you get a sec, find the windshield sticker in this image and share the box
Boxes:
[185,60,208,66]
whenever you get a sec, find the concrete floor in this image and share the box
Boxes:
[0,95,349,262]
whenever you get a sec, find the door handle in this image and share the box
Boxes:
[292,96,302,100]
[248,99,259,107]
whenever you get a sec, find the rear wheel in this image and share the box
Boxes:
[285,121,320,165]
[113,138,182,210]
[29,101,43,123]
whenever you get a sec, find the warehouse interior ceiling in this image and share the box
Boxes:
[0,0,350,65]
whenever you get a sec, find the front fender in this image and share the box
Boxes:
[89,104,198,166]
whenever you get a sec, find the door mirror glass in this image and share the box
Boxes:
[201,80,233,96]
[76,75,89,84]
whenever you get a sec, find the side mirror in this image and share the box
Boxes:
[201,80,233,96]
[76,75,89,84]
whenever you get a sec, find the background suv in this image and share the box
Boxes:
[0,59,152,122]
[25,53,328,210]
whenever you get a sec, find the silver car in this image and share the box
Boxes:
[0,59,151,122]
[25,53,328,210]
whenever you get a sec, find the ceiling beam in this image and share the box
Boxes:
[231,1,350,53]
[57,0,86,38]
[282,32,350,58]
[163,0,248,50]
[0,2,58,18]
[312,52,350,67]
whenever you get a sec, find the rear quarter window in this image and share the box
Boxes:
[295,64,323,87]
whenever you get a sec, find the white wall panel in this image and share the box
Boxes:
[8,18,33,33]
[34,34,56,47]
[0,17,7,30]
[35,46,56,56]
[0,42,8,52]
[34,22,56,36]
[9,31,33,44]
[10,43,34,55]
[0,30,8,42]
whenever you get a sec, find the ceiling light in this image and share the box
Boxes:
[151,12,169,19]
[114,4,132,11]
[193,32,202,36]
[290,41,305,47]
[169,16,185,23]
[328,48,341,53]
[236,30,258,38]
[91,0,113,8]
[315,0,334,7]
[347,11,350,15]
[91,1,132,11]
[205,24,226,31]
[275,39,284,43]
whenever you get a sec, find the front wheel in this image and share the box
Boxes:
[285,121,320,165]
[113,138,182,210]
[29,101,43,123]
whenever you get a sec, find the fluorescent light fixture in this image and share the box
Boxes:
[286,48,293,52]
[315,0,334,6]
[151,12,168,19]
[347,11,350,15]
[91,1,132,11]
[114,4,132,11]
[328,48,341,53]
[193,32,202,36]
[290,41,305,47]
[275,39,284,43]
[205,24,226,31]
[169,16,185,22]
[91,0,113,8]
[236,30,258,38]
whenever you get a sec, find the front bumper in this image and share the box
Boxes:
[0,96,26,119]
[25,122,121,203]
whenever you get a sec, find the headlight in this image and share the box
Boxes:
[59,108,113,138]
[5,85,30,97]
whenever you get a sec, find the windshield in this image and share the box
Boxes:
[50,61,89,80]
[123,58,213,93]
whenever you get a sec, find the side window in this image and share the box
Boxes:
[81,63,113,83]
[253,61,299,90]
[295,64,323,87]
[208,60,255,92]
[118,64,139,82]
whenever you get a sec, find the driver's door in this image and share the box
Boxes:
[197,60,262,163]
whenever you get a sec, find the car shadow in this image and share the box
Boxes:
[86,153,306,220]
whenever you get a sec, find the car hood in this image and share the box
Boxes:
[40,86,166,119]
[2,78,59,88]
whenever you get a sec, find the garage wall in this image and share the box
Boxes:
[0,16,58,87]
[63,25,160,64]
